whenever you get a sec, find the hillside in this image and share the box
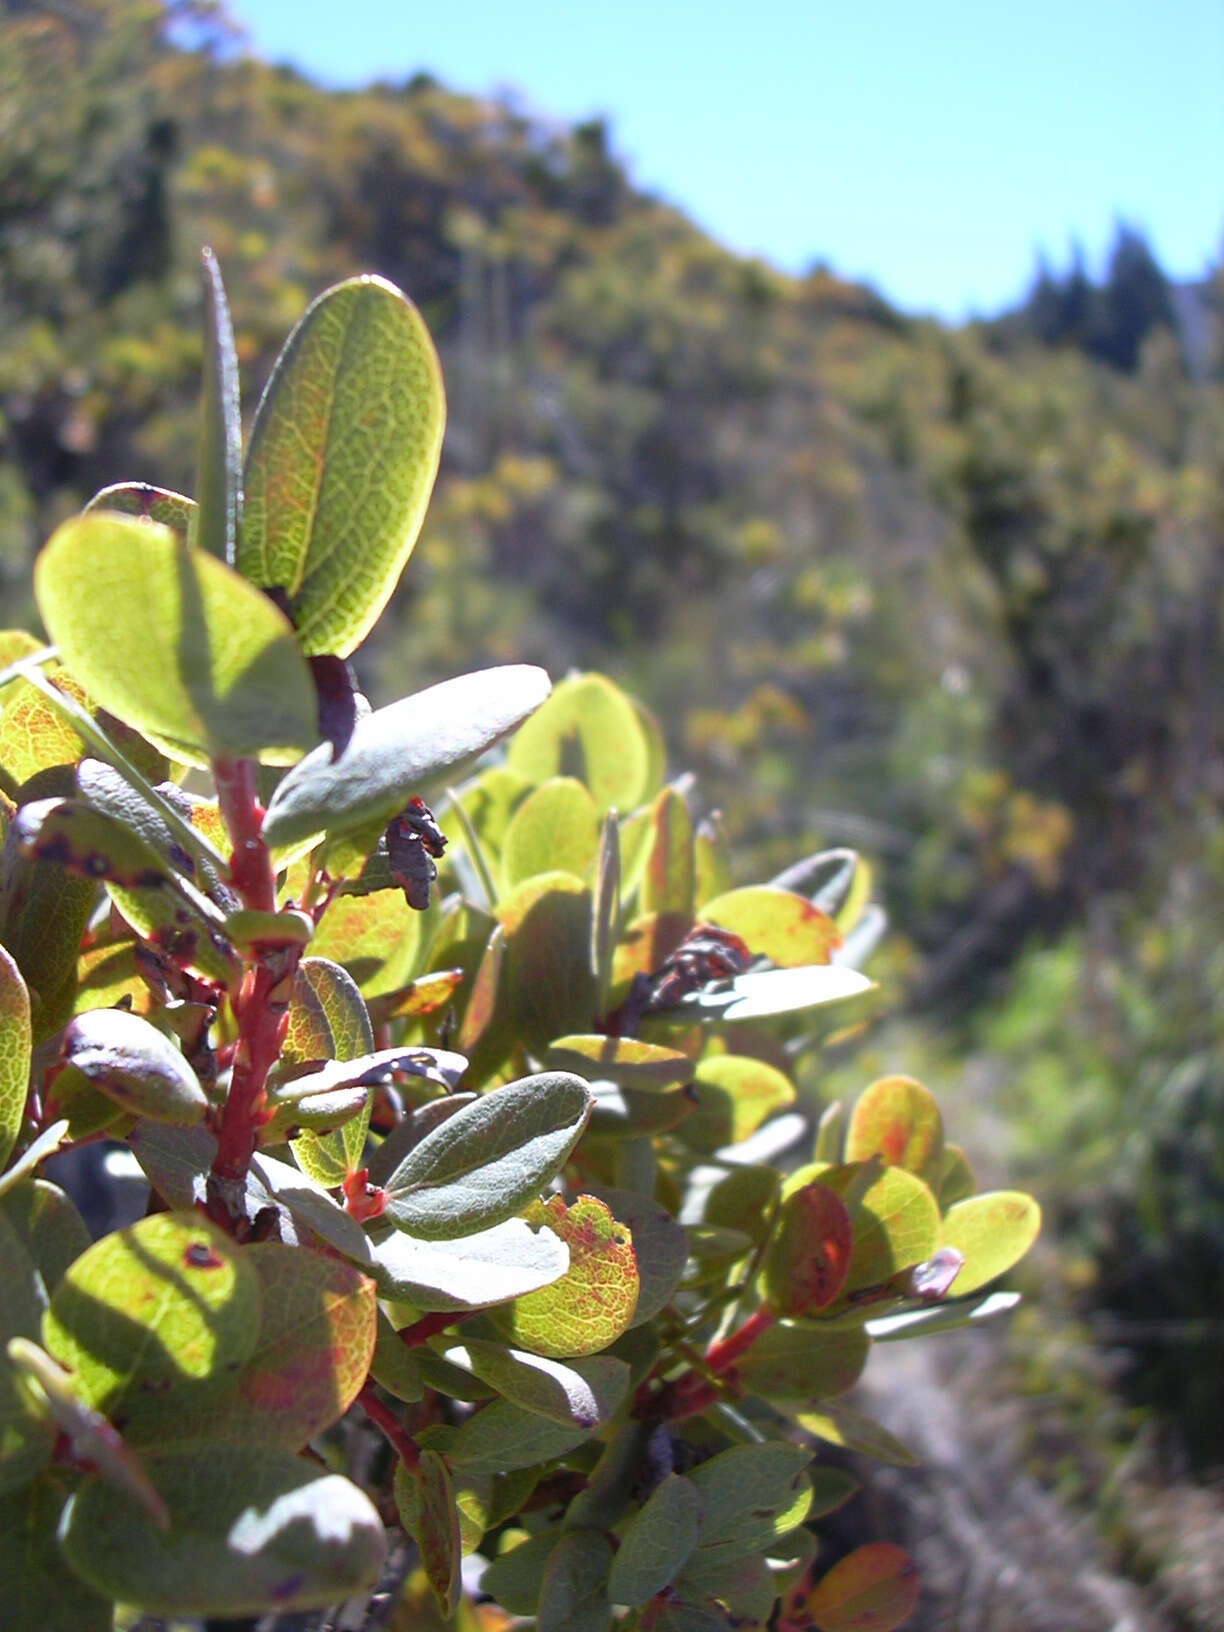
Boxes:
[3,0,1224,1559]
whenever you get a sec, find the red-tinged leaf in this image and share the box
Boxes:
[800,1544,919,1632]
[763,1182,854,1316]
[683,1052,795,1152]
[641,787,695,920]
[496,1194,639,1358]
[845,1076,944,1184]
[205,1245,375,1450]
[699,886,841,968]
[394,1448,461,1618]
[815,1164,941,1296]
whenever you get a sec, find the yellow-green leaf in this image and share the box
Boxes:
[34,514,316,766]
[844,1075,944,1184]
[700,886,841,967]
[938,1191,1041,1294]
[495,1194,639,1357]
[240,275,445,657]
[0,946,31,1172]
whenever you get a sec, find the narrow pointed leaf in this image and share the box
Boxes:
[195,248,242,563]
[34,514,316,766]
[240,274,445,656]
[262,664,551,849]
[641,786,695,920]
[60,1446,386,1614]
[383,1073,592,1239]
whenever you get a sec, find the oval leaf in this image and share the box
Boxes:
[508,673,653,813]
[34,514,316,765]
[609,1474,701,1606]
[803,1543,920,1632]
[240,275,445,657]
[383,1073,593,1239]
[538,1528,614,1632]
[547,1035,693,1091]
[60,1445,386,1614]
[938,1191,1041,1295]
[762,1181,854,1316]
[845,1075,944,1184]
[42,1212,260,1441]
[700,886,841,968]
[440,1340,628,1429]
[60,1009,207,1125]
[495,1194,639,1357]
[262,664,551,850]
[394,1447,461,1617]
[503,777,600,889]
[362,1215,570,1311]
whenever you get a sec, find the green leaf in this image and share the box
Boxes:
[503,777,600,889]
[699,886,840,967]
[240,274,445,656]
[494,1193,639,1357]
[83,481,196,538]
[59,1445,386,1614]
[287,956,377,1188]
[687,1442,813,1561]
[482,1529,559,1615]
[0,822,97,1043]
[195,248,242,564]
[498,872,598,1052]
[762,1181,854,1316]
[673,1553,776,1624]
[508,673,653,813]
[0,1474,113,1632]
[609,1474,701,1606]
[42,1212,260,1442]
[0,1211,57,1493]
[803,1543,920,1632]
[938,1192,1041,1294]
[383,1073,592,1239]
[538,1528,614,1632]
[438,1339,628,1429]
[683,1053,795,1153]
[845,1075,944,1184]
[734,1320,870,1404]
[640,787,695,920]
[445,1394,601,1475]
[816,1163,941,1295]
[59,1009,207,1125]
[547,1034,693,1091]
[361,1215,570,1311]
[369,1308,426,1402]
[308,889,427,999]
[794,1401,919,1467]
[34,514,316,766]
[395,1448,461,1618]
[0,1179,90,1295]
[262,664,551,850]
[0,944,30,1172]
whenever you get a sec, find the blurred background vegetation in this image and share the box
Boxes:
[2,0,1222,1612]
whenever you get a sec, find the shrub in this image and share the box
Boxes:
[0,254,1039,1630]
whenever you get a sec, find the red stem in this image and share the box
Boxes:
[636,1306,777,1424]
[209,755,295,1192]
[357,1384,421,1469]
[396,1309,477,1350]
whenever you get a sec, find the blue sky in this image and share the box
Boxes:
[229,0,1223,319]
